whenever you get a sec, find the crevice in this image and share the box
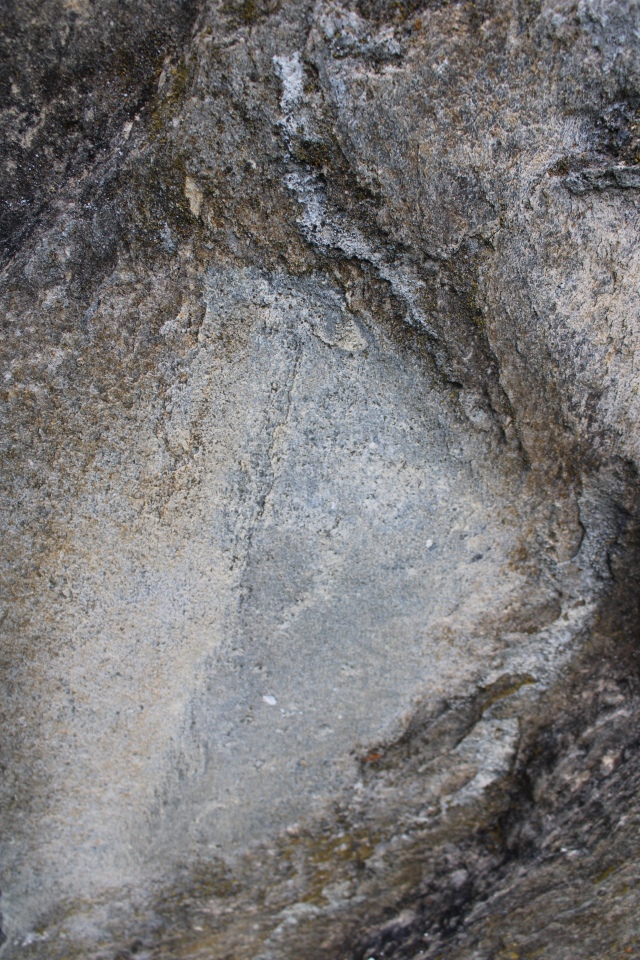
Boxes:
[236,336,303,606]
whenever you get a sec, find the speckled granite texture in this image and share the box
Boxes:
[1,0,640,957]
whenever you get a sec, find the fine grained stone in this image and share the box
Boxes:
[1,0,640,958]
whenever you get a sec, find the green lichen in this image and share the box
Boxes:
[222,0,281,26]
[126,149,197,254]
[150,57,193,137]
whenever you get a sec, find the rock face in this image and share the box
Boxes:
[1,0,640,957]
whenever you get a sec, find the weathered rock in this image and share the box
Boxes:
[1,0,639,957]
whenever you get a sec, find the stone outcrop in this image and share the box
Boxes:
[1,0,640,957]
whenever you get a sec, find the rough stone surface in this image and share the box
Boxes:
[1,0,640,957]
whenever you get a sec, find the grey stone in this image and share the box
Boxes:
[1,0,640,958]
[565,165,640,193]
